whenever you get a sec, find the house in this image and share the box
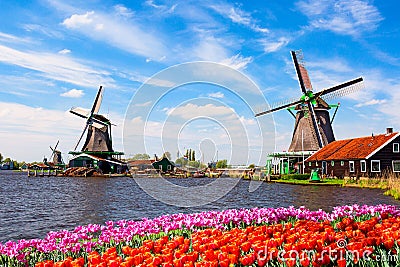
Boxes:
[305,128,400,178]
[69,153,128,174]
[152,157,175,173]
[1,161,14,170]
[28,163,54,170]
[127,159,155,171]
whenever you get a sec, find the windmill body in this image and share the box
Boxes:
[81,114,113,152]
[289,100,335,152]
[68,86,127,175]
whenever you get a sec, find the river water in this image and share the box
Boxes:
[0,170,398,242]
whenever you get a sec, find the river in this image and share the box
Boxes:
[0,170,398,242]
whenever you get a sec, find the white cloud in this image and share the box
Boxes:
[135,101,152,107]
[58,49,71,54]
[208,4,269,33]
[62,10,167,60]
[220,54,253,70]
[0,31,32,44]
[63,11,94,28]
[193,36,229,61]
[296,0,383,37]
[145,0,177,14]
[261,37,290,53]
[114,4,134,18]
[166,103,235,119]
[23,24,63,39]
[0,44,114,88]
[60,89,84,98]
[355,99,387,107]
[308,58,352,73]
[208,92,224,99]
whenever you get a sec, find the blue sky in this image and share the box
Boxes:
[0,0,399,164]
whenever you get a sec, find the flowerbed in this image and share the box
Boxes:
[1,204,400,266]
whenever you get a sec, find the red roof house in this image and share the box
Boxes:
[305,128,400,178]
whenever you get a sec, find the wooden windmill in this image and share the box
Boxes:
[49,140,64,165]
[256,50,364,152]
[70,86,114,152]
[68,86,127,175]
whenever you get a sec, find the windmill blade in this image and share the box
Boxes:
[255,99,303,117]
[307,101,324,149]
[54,140,59,151]
[314,77,364,101]
[70,107,90,119]
[74,123,89,151]
[91,86,104,114]
[291,50,313,94]
[49,146,55,160]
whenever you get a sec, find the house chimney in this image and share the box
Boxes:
[387,127,393,134]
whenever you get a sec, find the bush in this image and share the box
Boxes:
[280,174,310,180]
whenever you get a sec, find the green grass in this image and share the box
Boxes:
[384,189,400,200]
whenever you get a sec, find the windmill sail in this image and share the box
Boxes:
[255,50,364,152]
[92,86,103,114]
[293,50,313,91]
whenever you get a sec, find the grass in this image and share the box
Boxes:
[272,178,344,186]
[343,177,388,189]
[384,173,400,199]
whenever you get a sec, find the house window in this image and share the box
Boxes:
[331,161,334,166]
[349,161,355,173]
[159,165,162,170]
[340,161,344,166]
[393,160,400,172]
[167,165,172,170]
[371,160,381,172]
[316,161,318,166]
[360,160,366,172]
[394,143,400,153]
[309,162,311,167]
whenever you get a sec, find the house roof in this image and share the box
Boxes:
[306,132,400,161]
[70,153,127,165]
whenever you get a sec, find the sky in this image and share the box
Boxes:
[0,0,399,165]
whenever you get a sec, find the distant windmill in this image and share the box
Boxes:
[255,50,364,152]
[49,140,63,165]
[70,86,114,152]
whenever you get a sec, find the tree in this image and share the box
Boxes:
[175,157,187,166]
[216,159,227,168]
[0,153,3,163]
[129,154,150,160]
[12,160,19,169]
[248,164,255,169]
[162,151,171,160]
[191,150,195,161]
[188,160,200,168]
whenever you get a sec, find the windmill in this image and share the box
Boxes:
[49,140,64,165]
[256,50,364,152]
[68,86,127,175]
[70,86,114,152]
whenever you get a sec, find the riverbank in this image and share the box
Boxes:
[269,175,400,200]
